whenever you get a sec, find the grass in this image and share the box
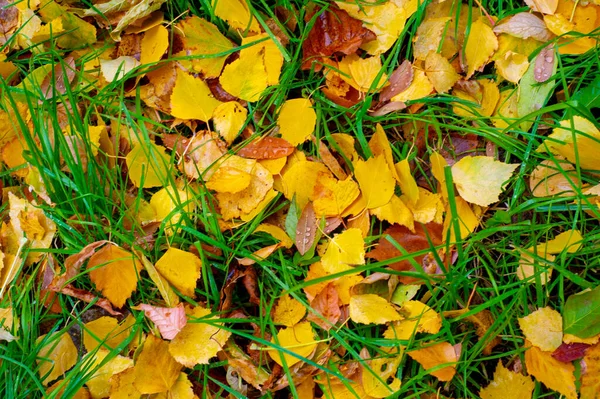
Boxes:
[1,0,600,397]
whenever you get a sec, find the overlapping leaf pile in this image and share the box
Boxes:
[1,0,600,397]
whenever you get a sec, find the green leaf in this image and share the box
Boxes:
[285,196,299,241]
[563,285,600,338]
[572,75,600,110]
[517,52,557,131]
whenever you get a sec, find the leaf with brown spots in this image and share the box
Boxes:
[238,137,295,159]
[40,56,77,99]
[302,5,376,70]
[295,202,317,255]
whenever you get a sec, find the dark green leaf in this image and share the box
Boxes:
[563,285,600,338]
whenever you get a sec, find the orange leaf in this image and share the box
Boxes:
[408,341,460,382]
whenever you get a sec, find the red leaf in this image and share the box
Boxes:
[295,203,317,255]
[238,137,295,159]
[138,303,187,340]
[302,5,376,71]
[552,342,590,363]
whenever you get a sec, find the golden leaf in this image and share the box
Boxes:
[321,228,365,274]
[391,69,434,102]
[170,69,222,121]
[152,373,195,399]
[464,18,498,78]
[109,368,139,399]
[87,244,142,308]
[206,155,256,194]
[495,50,530,83]
[408,341,459,381]
[369,124,399,181]
[82,315,136,352]
[443,196,480,243]
[362,348,403,397]
[126,142,170,188]
[212,0,261,34]
[269,321,317,367]
[281,160,330,209]
[581,342,600,398]
[338,54,387,91]
[84,349,133,399]
[414,17,451,61]
[543,116,600,170]
[278,98,316,146]
[384,301,442,340]
[479,361,535,399]
[312,174,360,217]
[140,25,168,67]
[255,223,293,248]
[518,307,562,352]
[354,155,395,209]
[403,187,444,224]
[524,342,577,399]
[349,294,402,325]
[36,332,78,386]
[219,48,268,102]
[273,294,306,327]
[371,195,414,231]
[133,334,182,394]
[241,33,284,85]
[150,186,195,235]
[212,101,247,145]
[451,156,519,207]
[155,248,202,298]
[424,51,460,93]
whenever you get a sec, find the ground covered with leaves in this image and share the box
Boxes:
[1,0,600,397]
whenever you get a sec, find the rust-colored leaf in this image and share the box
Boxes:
[307,283,341,331]
[318,140,347,180]
[220,265,261,311]
[302,5,376,70]
[0,0,18,40]
[56,285,121,316]
[242,266,261,306]
[295,202,317,255]
[552,342,590,363]
[379,60,413,103]
[324,216,343,235]
[367,223,443,283]
[49,240,110,290]
[238,137,295,159]
[534,46,555,83]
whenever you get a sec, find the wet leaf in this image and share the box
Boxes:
[493,13,553,42]
[552,342,590,363]
[238,137,295,159]
[379,60,413,103]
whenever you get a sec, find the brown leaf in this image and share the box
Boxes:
[318,140,347,180]
[552,342,590,363]
[295,202,317,255]
[237,137,295,159]
[534,46,555,83]
[302,5,376,71]
[323,216,343,235]
[493,13,552,42]
[307,283,341,331]
[242,266,261,306]
[57,285,121,316]
[379,60,413,103]
[0,0,18,39]
[206,77,240,102]
[41,56,77,99]
[444,308,502,355]
[367,223,443,284]
[369,101,407,117]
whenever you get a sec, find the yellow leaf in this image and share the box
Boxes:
[443,196,480,243]
[278,98,316,146]
[539,229,583,254]
[479,361,535,399]
[281,161,330,209]
[219,49,268,102]
[362,348,403,397]
[525,0,558,13]
[100,56,140,82]
[273,294,306,327]
[239,188,278,222]
[312,174,360,217]
[338,54,387,91]
[518,307,562,351]
[36,332,78,386]
[414,17,451,61]
[544,116,600,170]
[451,156,519,207]
[216,162,274,220]
[524,342,577,399]
[465,18,498,78]
[47,380,91,399]
[255,224,293,248]
[83,315,136,352]
[384,301,442,340]
[331,133,359,162]
[126,142,170,188]
[177,132,226,180]
[152,372,195,399]
[408,341,459,381]
[155,248,202,298]
[87,244,142,308]
[529,159,580,197]
[371,195,414,231]
[207,155,255,194]
[303,262,330,301]
[403,187,444,224]
[170,69,222,121]
[370,124,399,181]
[150,187,195,235]
[349,294,402,325]
[495,50,530,83]
[321,228,365,274]
[133,335,182,394]
[212,0,260,34]
[212,101,247,145]
[354,155,395,209]
[581,342,600,398]
[109,368,139,399]
[517,250,554,285]
[391,69,434,102]
[169,306,231,367]
[424,51,460,93]
[334,275,363,305]
[175,16,234,78]
[140,25,168,67]
[84,349,133,399]
[241,33,283,85]
[269,321,317,367]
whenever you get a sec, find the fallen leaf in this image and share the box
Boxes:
[518,307,562,352]
[379,60,413,103]
[451,156,519,207]
[273,294,306,327]
[349,294,402,325]
[37,332,78,386]
[212,0,260,34]
[238,137,295,159]
[525,0,558,14]
[371,195,414,231]
[155,248,202,298]
[152,372,195,399]
[282,160,330,209]
[82,315,136,352]
[213,101,247,145]
[354,155,395,209]
[493,13,553,42]
[465,18,498,78]
[126,142,170,188]
[479,361,535,399]
[171,69,222,121]
[307,283,341,331]
[269,321,318,366]
[133,334,182,394]
[169,306,231,367]
[529,160,580,197]
[362,348,403,397]
[219,48,268,102]
[312,174,360,217]
[139,303,187,340]
[563,285,600,339]
[534,45,555,83]
[408,341,460,381]
[424,51,460,94]
[87,244,142,308]
[321,228,365,274]
[278,98,316,146]
[391,69,434,102]
[384,300,441,340]
[84,349,133,399]
[524,342,577,399]
[552,342,590,363]
[543,116,600,171]
[581,342,600,398]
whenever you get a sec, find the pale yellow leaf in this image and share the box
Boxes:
[424,51,460,93]
[349,294,402,325]
[518,307,562,351]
